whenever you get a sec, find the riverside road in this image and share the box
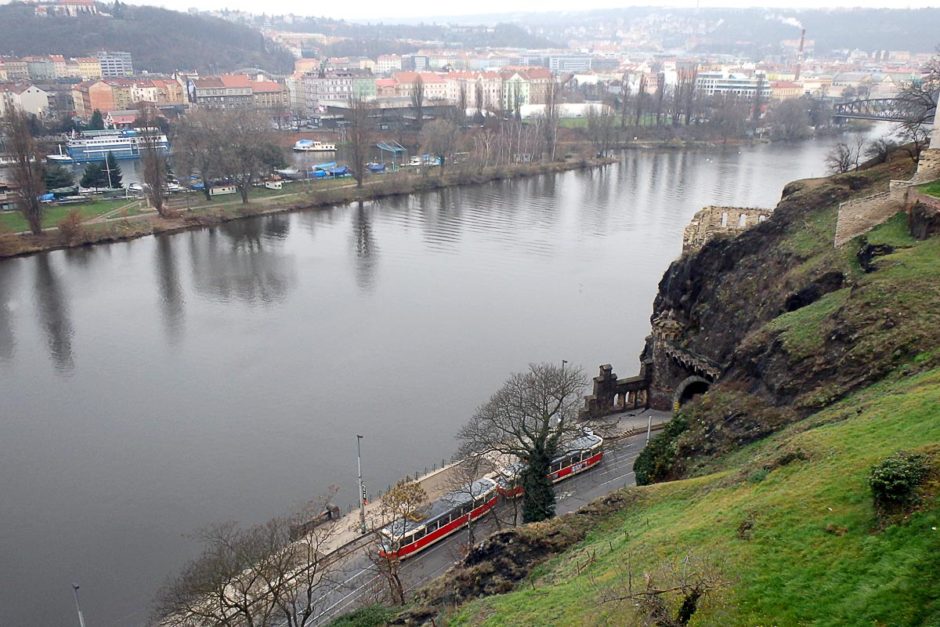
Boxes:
[305,415,668,625]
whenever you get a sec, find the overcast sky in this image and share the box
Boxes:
[124,0,940,22]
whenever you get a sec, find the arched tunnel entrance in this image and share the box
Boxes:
[673,376,712,411]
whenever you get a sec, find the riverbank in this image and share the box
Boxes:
[0,156,615,259]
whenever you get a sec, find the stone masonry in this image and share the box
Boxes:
[682,206,773,254]
[833,191,902,247]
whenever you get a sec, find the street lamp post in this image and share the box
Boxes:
[561,359,567,372]
[356,434,367,535]
[71,584,86,627]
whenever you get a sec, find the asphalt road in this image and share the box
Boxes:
[305,429,653,625]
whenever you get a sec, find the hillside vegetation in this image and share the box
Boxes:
[0,2,293,73]
[351,154,940,625]
[446,367,940,625]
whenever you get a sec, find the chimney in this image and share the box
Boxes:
[795,28,806,81]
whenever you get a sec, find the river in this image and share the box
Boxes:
[0,128,890,626]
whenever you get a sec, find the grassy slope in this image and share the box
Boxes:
[449,368,940,626]
[444,206,940,625]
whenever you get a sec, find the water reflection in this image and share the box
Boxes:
[351,202,378,291]
[189,217,296,304]
[33,255,73,372]
[0,261,17,360]
[155,235,184,343]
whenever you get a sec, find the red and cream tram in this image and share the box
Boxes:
[497,432,604,498]
[378,477,498,560]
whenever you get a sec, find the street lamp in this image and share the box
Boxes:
[356,435,367,535]
[72,583,86,627]
[561,359,567,371]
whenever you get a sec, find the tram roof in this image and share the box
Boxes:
[382,476,497,538]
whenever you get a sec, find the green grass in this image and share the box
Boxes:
[448,369,940,626]
[866,211,916,248]
[766,288,850,359]
[0,198,131,232]
[327,604,400,627]
[918,180,940,198]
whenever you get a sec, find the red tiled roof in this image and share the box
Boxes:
[218,74,253,88]
[251,80,283,93]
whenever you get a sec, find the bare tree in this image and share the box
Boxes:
[346,94,374,189]
[471,128,497,173]
[751,74,766,123]
[767,99,810,141]
[2,108,45,234]
[826,142,854,174]
[457,362,586,523]
[368,480,428,606]
[219,111,280,204]
[411,74,425,131]
[654,73,666,126]
[544,80,561,160]
[602,552,725,626]
[456,83,468,126]
[445,447,495,552]
[635,74,648,127]
[155,498,340,627]
[174,110,224,201]
[586,105,616,157]
[707,94,749,144]
[137,107,168,216]
[853,132,867,170]
[682,66,699,126]
[864,136,898,164]
[419,118,459,177]
[474,82,484,119]
[619,76,632,130]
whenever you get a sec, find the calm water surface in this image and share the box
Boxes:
[0,132,884,626]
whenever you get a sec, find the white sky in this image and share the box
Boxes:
[127,0,940,23]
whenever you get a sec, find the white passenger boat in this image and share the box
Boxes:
[293,139,336,152]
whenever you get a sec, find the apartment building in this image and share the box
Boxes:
[0,83,51,117]
[696,71,772,100]
[97,51,134,78]
[301,69,375,113]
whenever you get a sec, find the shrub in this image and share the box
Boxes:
[327,604,398,626]
[57,208,85,244]
[869,451,929,511]
[634,413,688,485]
[747,468,769,484]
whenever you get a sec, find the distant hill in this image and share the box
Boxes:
[515,7,940,55]
[0,2,294,74]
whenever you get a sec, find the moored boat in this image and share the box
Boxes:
[293,139,337,152]
[61,129,169,163]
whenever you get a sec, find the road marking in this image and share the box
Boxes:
[313,573,381,623]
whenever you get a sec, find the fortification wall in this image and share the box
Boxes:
[682,206,772,254]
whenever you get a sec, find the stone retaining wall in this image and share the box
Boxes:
[834,191,900,247]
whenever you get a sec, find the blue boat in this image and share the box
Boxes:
[64,129,170,163]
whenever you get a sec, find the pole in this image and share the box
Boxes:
[72,584,86,627]
[561,359,567,371]
[646,415,652,443]
[356,434,366,535]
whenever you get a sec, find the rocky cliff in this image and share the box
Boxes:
[638,150,940,481]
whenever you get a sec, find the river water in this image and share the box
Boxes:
[0,130,888,626]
